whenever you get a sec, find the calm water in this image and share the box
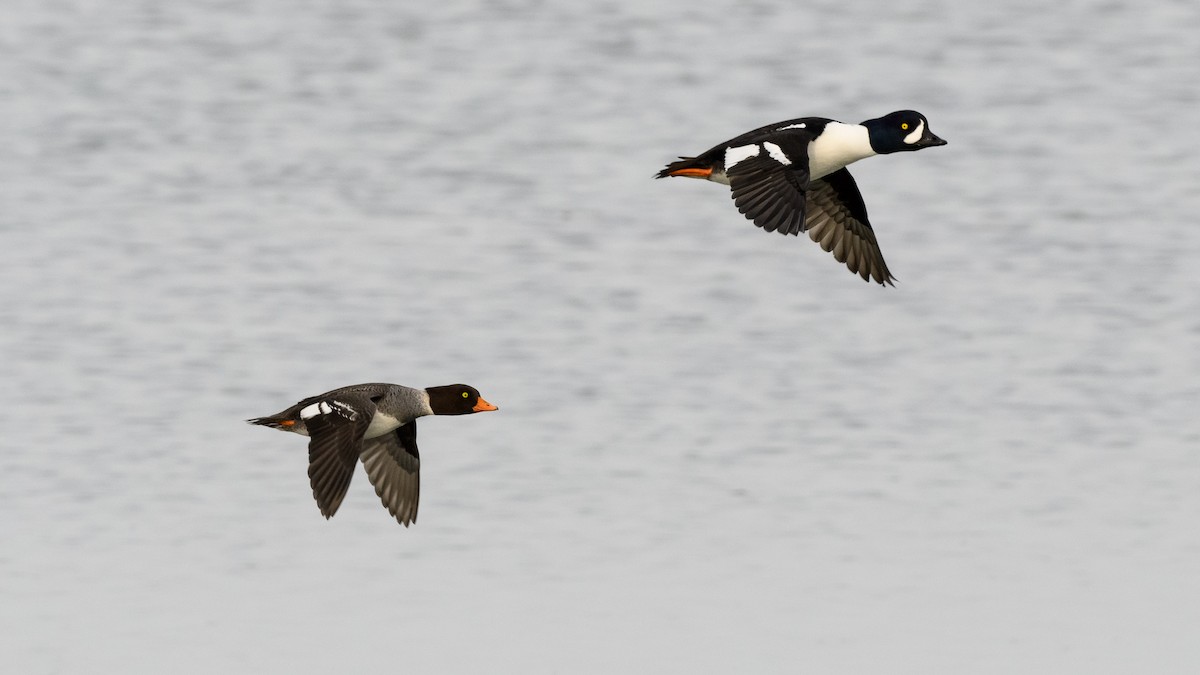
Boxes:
[3,0,1200,672]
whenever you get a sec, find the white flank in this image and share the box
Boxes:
[364,411,403,439]
[808,122,875,180]
[903,119,925,145]
[724,144,760,169]
[776,122,806,131]
[762,142,791,166]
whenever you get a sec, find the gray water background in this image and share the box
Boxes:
[3,0,1200,672]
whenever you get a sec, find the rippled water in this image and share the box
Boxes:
[3,1,1200,672]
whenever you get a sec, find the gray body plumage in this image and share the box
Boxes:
[248,383,435,526]
[263,382,432,438]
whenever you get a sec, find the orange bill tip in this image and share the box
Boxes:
[473,397,498,412]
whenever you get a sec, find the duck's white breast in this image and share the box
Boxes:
[808,122,875,180]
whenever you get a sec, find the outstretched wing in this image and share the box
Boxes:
[804,168,894,285]
[360,422,421,526]
[725,133,813,237]
[303,395,375,518]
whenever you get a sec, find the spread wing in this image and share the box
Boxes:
[725,133,813,237]
[360,422,421,526]
[303,395,375,518]
[804,168,894,285]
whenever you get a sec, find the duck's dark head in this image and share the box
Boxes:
[862,110,946,154]
[427,384,498,415]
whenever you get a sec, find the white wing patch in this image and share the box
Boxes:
[724,144,761,169]
[762,142,791,166]
[776,122,806,131]
[903,119,925,145]
[300,400,359,421]
[299,402,328,419]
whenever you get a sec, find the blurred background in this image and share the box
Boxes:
[2,0,1199,672]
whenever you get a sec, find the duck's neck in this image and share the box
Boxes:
[808,122,876,180]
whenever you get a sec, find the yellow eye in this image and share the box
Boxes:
[462,392,470,398]
[901,123,909,130]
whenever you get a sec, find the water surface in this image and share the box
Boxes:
[3,1,1199,672]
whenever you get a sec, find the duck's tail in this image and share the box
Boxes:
[656,157,713,179]
[246,415,297,430]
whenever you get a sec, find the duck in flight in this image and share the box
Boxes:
[248,382,498,526]
[657,110,946,285]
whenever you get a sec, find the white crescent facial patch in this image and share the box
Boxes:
[903,119,925,145]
